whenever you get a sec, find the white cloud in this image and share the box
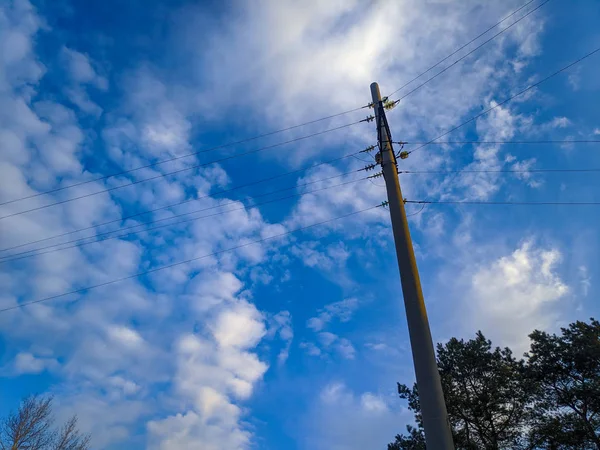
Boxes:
[579,265,591,297]
[106,69,193,165]
[304,382,410,450]
[13,351,58,374]
[65,86,103,117]
[145,273,270,449]
[59,46,107,117]
[107,325,145,349]
[364,342,388,351]
[360,392,388,413]
[299,342,322,356]
[0,0,558,449]
[148,322,269,449]
[307,297,359,331]
[302,298,359,359]
[336,338,356,360]
[510,157,542,188]
[318,331,338,348]
[212,301,266,349]
[53,392,148,449]
[451,102,525,200]
[0,6,279,442]
[290,240,361,288]
[108,376,141,396]
[0,0,45,91]
[548,116,571,128]
[304,332,356,360]
[60,46,107,89]
[567,68,581,91]
[176,0,543,147]
[148,410,250,450]
[593,128,600,135]
[186,271,244,312]
[468,241,568,354]
[287,165,387,229]
[268,310,294,364]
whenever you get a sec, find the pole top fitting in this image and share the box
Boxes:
[370,83,382,102]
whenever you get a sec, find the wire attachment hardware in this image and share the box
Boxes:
[361,115,375,123]
[368,97,388,109]
[379,201,389,208]
[398,151,409,160]
[368,172,384,179]
[360,144,377,153]
[362,163,377,172]
[383,98,397,110]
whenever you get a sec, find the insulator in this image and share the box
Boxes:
[360,145,376,153]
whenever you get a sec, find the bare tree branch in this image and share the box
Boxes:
[0,396,89,450]
[52,417,90,450]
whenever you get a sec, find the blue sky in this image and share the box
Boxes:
[1,0,599,448]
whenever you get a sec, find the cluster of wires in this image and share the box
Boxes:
[2,0,599,313]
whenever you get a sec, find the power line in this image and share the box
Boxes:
[405,46,600,156]
[386,0,537,98]
[0,173,367,263]
[387,0,549,100]
[0,204,381,313]
[0,105,370,207]
[395,140,600,145]
[0,0,540,212]
[399,168,600,174]
[0,120,365,220]
[406,200,600,205]
[0,147,369,254]
[406,203,427,218]
[1,0,544,213]
[399,162,472,220]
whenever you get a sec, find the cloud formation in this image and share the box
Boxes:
[3,1,595,449]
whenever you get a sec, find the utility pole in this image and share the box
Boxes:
[370,82,454,450]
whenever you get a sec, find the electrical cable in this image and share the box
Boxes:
[396,158,468,219]
[405,46,600,156]
[400,168,600,174]
[387,0,548,99]
[395,140,600,145]
[0,120,363,220]
[406,204,427,218]
[0,204,381,313]
[367,178,386,188]
[406,200,600,205]
[0,106,370,207]
[0,147,370,254]
[0,173,368,263]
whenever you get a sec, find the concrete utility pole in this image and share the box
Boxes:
[370,82,454,450]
